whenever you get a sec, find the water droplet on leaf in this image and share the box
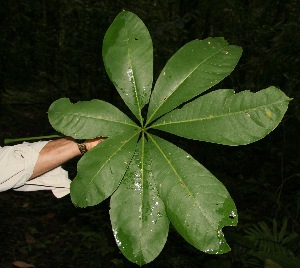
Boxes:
[113,229,122,247]
[229,211,236,219]
[127,68,133,81]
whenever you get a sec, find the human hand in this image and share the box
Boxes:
[84,137,105,151]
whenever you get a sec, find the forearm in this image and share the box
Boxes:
[29,137,80,179]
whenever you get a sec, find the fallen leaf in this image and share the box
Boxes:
[13,260,35,267]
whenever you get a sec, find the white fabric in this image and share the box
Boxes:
[0,141,71,198]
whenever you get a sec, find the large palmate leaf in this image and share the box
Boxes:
[110,137,169,265]
[146,37,242,124]
[147,134,237,253]
[103,11,153,124]
[47,10,291,266]
[152,87,290,145]
[71,131,140,207]
[48,98,137,139]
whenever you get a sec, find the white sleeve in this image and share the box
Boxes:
[0,141,71,198]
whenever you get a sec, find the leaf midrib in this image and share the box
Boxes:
[52,111,138,128]
[146,44,231,125]
[124,21,143,125]
[77,131,139,204]
[148,134,215,228]
[152,99,286,128]
[139,133,145,265]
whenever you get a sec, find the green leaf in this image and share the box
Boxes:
[48,98,137,139]
[278,218,287,243]
[147,134,237,254]
[103,11,153,124]
[110,137,169,265]
[253,252,300,268]
[152,87,291,145]
[46,10,292,265]
[71,131,140,207]
[146,37,242,124]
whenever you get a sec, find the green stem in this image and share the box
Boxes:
[4,135,63,145]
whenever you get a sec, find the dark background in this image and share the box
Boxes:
[0,0,299,267]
